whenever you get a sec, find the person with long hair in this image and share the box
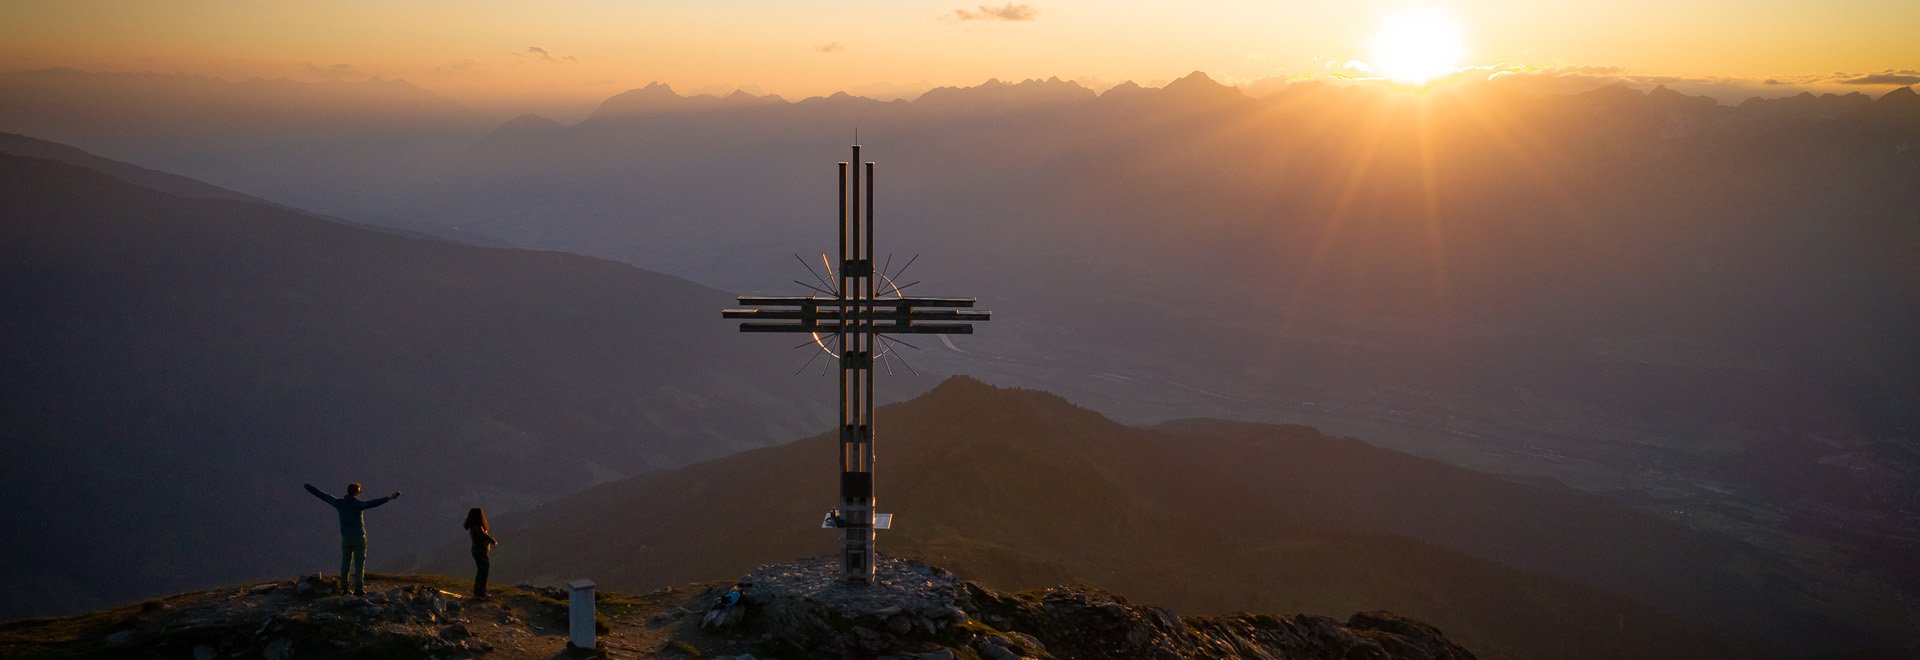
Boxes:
[463,507,498,599]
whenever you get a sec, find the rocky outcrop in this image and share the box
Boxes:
[699,556,1475,659]
[3,559,1475,659]
[0,574,591,659]
[968,584,1474,659]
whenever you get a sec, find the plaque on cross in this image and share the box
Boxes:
[722,143,990,585]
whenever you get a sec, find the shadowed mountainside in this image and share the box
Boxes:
[0,131,267,204]
[435,377,1912,659]
[0,152,837,620]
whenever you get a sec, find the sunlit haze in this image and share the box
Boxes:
[3,0,1918,116]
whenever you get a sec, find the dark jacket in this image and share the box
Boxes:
[468,526,496,555]
[304,484,391,542]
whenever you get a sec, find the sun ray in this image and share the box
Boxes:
[1413,94,1451,308]
[1451,93,1589,217]
[1284,95,1397,327]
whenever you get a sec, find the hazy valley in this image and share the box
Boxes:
[3,67,1918,658]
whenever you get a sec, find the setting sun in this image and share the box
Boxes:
[1367,9,1467,84]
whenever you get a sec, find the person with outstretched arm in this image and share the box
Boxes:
[463,507,498,599]
[303,482,400,596]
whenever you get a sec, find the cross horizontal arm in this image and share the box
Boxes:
[722,309,991,322]
[736,295,978,308]
[738,323,976,335]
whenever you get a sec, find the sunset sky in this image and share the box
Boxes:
[4,0,1916,111]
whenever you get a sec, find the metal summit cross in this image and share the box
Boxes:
[722,142,989,585]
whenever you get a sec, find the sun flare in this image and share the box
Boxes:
[1367,9,1467,84]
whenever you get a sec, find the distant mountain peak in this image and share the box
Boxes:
[925,374,994,396]
[1162,70,1237,95]
[1156,70,1249,104]
[1172,70,1219,85]
[586,82,695,120]
[910,76,1096,109]
[915,374,1074,408]
[1100,80,1147,98]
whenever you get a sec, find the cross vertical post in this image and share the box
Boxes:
[839,145,877,583]
[722,142,990,586]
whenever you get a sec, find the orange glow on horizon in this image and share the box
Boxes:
[0,1,1915,116]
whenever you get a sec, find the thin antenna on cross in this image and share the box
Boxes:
[796,254,836,294]
[879,338,921,375]
[792,280,835,296]
[794,346,826,375]
[892,253,921,282]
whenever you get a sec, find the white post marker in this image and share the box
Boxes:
[568,579,597,650]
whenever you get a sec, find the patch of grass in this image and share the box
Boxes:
[938,618,1000,646]
[1,575,659,658]
[363,572,472,595]
[0,604,140,646]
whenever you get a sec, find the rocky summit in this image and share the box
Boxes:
[0,557,1474,659]
[698,556,1475,659]
[0,573,609,659]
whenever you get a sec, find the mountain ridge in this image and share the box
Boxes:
[562,73,1919,129]
[0,150,832,620]
[433,375,1854,659]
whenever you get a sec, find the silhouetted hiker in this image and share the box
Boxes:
[464,507,498,599]
[303,482,400,596]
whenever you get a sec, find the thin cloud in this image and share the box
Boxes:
[515,46,577,63]
[1842,69,1920,85]
[816,42,845,54]
[300,62,362,79]
[1481,66,1776,99]
[1469,65,1918,102]
[949,3,1039,22]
